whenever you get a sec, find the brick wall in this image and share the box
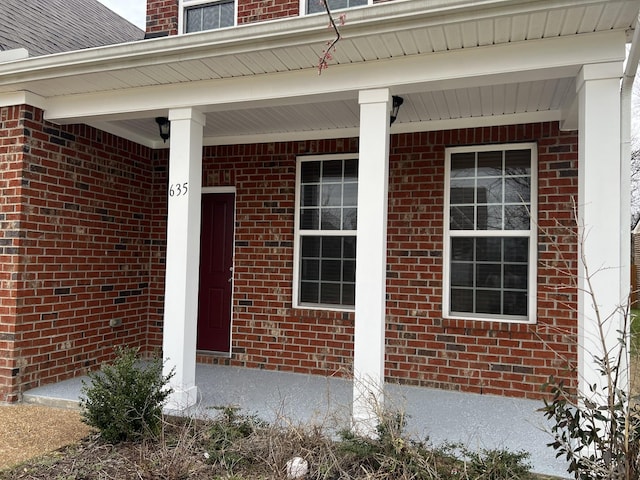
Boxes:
[0,106,156,402]
[1,114,577,402]
[145,0,400,35]
[146,0,179,37]
[192,122,578,400]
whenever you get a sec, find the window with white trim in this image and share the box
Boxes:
[182,0,234,33]
[294,154,358,310]
[443,144,537,322]
[303,0,369,15]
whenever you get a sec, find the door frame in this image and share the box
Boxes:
[199,186,236,357]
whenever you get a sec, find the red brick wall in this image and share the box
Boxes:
[146,0,179,37]
[193,122,578,400]
[0,106,156,402]
[145,0,401,35]
[1,113,577,401]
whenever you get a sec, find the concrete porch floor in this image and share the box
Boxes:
[23,363,569,478]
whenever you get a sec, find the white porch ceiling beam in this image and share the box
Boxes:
[43,30,625,124]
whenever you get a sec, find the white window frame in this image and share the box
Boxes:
[300,0,372,16]
[293,153,358,312]
[443,143,538,324]
[179,0,237,34]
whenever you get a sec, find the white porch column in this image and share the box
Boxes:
[162,107,205,410]
[353,89,391,433]
[576,63,626,397]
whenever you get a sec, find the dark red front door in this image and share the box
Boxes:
[197,193,234,352]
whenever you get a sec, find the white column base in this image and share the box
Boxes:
[352,373,384,437]
[164,384,199,412]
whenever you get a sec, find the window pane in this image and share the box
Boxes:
[321,208,342,230]
[451,262,473,287]
[450,206,474,230]
[476,290,501,314]
[302,161,321,183]
[322,184,342,206]
[451,288,473,313]
[450,179,475,204]
[322,236,342,258]
[476,178,502,204]
[322,160,343,180]
[302,184,319,207]
[302,259,319,281]
[504,238,528,262]
[321,260,341,281]
[300,282,319,303]
[504,264,527,289]
[300,209,319,229]
[477,151,502,176]
[476,264,501,288]
[505,177,530,203]
[343,284,355,305]
[451,238,473,261]
[504,205,530,230]
[343,183,358,206]
[202,5,219,29]
[343,260,356,282]
[186,8,202,32]
[220,1,234,27]
[343,236,356,258]
[342,208,357,230]
[344,159,358,179]
[320,283,341,305]
[307,0,366,13]
[450,152,475,177]
[504,291,527,316]
[477,205,502,230]
[505,150,531,175]
[475,237,501,262]
[301,236,320,257]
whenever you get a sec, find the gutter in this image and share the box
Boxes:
[0,0,620,86]
[620,14,640,392]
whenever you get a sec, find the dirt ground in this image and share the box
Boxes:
[0,404,92,471]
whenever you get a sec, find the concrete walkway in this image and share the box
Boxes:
[23,363,569,478]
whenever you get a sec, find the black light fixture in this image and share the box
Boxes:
[155,117,170,143]
[390,95,404,125]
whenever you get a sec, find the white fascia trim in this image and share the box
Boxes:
[44,30,623,124]
[0,91,47,110]
[0,0,622,86]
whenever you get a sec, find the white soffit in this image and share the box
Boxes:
[0,0,635,146]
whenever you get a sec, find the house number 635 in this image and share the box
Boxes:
[169,182,188,197]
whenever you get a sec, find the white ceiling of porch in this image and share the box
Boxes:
[0,0,636,148]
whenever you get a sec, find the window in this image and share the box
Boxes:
[443,144,537,322]
[183,0,234,33]
[294,154,358,310]
[304,0,368,15]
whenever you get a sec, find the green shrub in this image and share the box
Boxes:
[463,447,532,479]
[80,347,174,443]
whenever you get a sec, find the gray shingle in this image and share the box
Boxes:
[0,0,144,57]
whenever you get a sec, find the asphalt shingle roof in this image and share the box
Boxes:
[0,0,144,57]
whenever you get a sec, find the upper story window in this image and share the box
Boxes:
[443,143,537,323]
[293,154,358,310]
[304,0,369,15]
[182,0,235,33]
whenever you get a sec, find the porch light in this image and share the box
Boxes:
[155,117,170,143]
[390,95,404,125]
